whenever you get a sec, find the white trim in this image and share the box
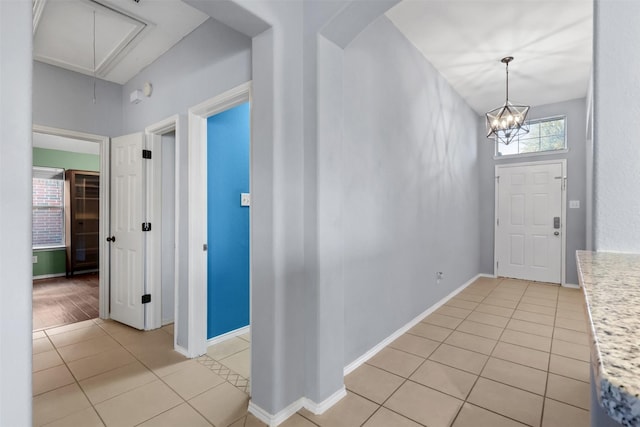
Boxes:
[302,387,347,415]
[494,159,567,286]
[32,125,110,319]
[343,274,481,376]
[563,283,580,289]
[145,115,180,351]
[493,149,569,161]
[33,273,66,280]
[187,82,252,358]
[478,273,497,279]
[207,325,250,347]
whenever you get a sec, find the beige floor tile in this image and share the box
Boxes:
[280,413,316,427]
[119,329,174,351]
[555,308,585,321]
[507,319,553,338]
[487,290,523,302]
[429,343,488,375]
[33,350,64,372]
[95,380,182,427]
[500,279,530,289]
[446,298,480,310]
[238,332,251,342]
[473,303,514,318]
[362,407,422,427]
[42,407,104,427]
[97,320,141,336]
[554,317,587,332]
[34,330,47,339]
[138,402,212,427]
[466,311,509,328]
[34,337,55,355]
[162,361,226,400]
[244,413,268,426]
[33,365,76,396]
[423,313,464,329]
[500,329,552,352]
[33,383,92,427]
[456,320,504,340]
[437,305,472,319]
[48,325,107,348]
[455,292,485,303]
[551,339,590,362]
[511,310,555,326]
[384,380,462,427]
[452,402,528,427]
[465,285,494,296]
[481,357,547,395]
[542,398,590,427]
[545,374,590,410]
[189,382,249,426]
[407,322,453,342]
[548,354,590,383]
[556,301,585,313]
[517,302,556,316]
[56,335,121,363]
[345,363,404,404]
[207,337,251,361]
[79,361,157,404]
[523,290,558,301]
[298,391,377,427]
[45,319,97,336]
[520,296,557,308]
[410,360,477,399]
[67,347,136,380]
[467,378,543,426]
[134,346,192,377]
[492,342,549,371]
[220,348,251,378]
[444,331,497,355]
[366,347,424,378]
[389,333,439,358]
[161,323,174,336]
[482,297,519,309]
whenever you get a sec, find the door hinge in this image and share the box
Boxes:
[142,222,152,232]
[141,294,151,304]
[142,149,152,159]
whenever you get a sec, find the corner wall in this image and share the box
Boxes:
[341,16,481,364]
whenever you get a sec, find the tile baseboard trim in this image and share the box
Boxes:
[248,386,347,426]
[206,325,250,347]
[343,273,482,376]
[562,283,580,289]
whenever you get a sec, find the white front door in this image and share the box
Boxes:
[495,161,564,284]
[109,133,145,329]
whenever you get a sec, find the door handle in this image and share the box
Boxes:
[554,231,560,236]
[106,236,116,242]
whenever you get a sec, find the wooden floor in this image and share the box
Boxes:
[33,273,99,331]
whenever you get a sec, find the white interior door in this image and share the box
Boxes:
[496,162,563,283]
[109,133,145,329]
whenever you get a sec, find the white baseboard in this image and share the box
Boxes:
[343,273,481,376]
[206,325,250,347]
[478,273,497,278]
[33,273,66,280]
[248,386,347,427]
[562,283,580,289]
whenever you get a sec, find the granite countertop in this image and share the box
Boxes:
[576,250,640,427]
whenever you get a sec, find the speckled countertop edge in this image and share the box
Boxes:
[577,251,640,427]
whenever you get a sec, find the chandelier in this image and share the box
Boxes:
[485,57,529,145]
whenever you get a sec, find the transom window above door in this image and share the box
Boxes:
[495,116,567,158]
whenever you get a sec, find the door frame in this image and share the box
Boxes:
[32,124,111,317]
[187,81,252,357]
[494,159,567,285]
[145,115,181,345]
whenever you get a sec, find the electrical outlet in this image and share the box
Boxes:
[240,193,251,207]
[32,255,38,264]
[436,271,444,280]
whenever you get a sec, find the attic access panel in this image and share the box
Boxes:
[33,0,148,79]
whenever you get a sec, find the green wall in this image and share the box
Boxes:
[33,147,100,277]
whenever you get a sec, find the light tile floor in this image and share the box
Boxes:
[33,277,590,426]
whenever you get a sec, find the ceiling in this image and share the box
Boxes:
[386,0,593,114]
[33,0,209,85]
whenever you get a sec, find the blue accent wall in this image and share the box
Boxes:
[207,102,250,339]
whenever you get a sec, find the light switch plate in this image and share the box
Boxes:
[241,193,251,207]
[569,200,580,209]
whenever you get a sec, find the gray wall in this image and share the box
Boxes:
[593,0,640,252]
[0,0,33,424]
[33,61,123,137]
[478,98,587,285]
[341,16,481,364]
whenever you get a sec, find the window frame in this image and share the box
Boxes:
[494,115,568,159]
[32,166,66,250]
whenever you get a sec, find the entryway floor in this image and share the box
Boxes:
[32,277,591,426]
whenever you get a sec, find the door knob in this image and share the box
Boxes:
[106,236,116,242]
[554,231,560,236]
